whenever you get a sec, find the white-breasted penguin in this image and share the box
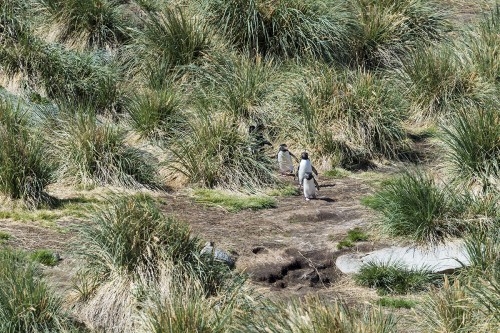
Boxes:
[277,144,298,174]
[303,172,317,200]
[297,152,318,186]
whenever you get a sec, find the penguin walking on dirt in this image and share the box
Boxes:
[297,152,320,197]
[277,144,299,175]
[303,172,318,200]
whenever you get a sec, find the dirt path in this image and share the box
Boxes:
[158,173,387,298]
[0,169,393,301]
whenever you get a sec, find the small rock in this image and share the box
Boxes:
[200,242,235,268]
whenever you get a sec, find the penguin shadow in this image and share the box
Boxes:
[315,197,336,203]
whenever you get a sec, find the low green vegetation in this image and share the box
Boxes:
[30,249,58,266]
[0,231,10,244]
[268,184,299,197]
[376,297,417,309]
[354,261,441,294]
[323,168,350,179]
[337,227,369,249]
[194,189,277,212]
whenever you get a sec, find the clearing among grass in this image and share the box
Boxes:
[376,297,417,309]
[194,189,277,212]
[354,260,441,294]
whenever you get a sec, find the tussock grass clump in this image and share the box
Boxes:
[0,101,54,208]
[202,0,353,61]
[351,0,450,68]
[467,5,500,84]
[130,6,210,87]
[295,69,408,166]
[168,112,278,189]
[142,272,246,333]
[0,248,74,332]
[74,195,235,332]
[241,296,397,333]
[355,261,440,294]
[396,45,495,120]
[35,0,130,48]
[126,87,181,140]
[197,55,277,122]
[416,278,486,333]
[442,108,499,191]
[50,111,157,188]
[37,47,123,112]
[77,195,200,279]
[364,170,462,244]
[194,189,277,212]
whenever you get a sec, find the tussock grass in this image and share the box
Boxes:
[126,86,181,140]
[295,69,408,167]
[442,107,499,191]
[416,278,481,333]
[376,296,416,309]
[355,260,441,294]
[168,111,278,189]
[73,194,237,332]
[0,248,75,332]
[396,45,496,120]
[202,0,353,61]
[466,4,500,84]
[0,101,54,208]
[130,6,210,87]
[363,170,463,244]
[35,0,130,48]
[142,271,246,333]
[240,295,397,333]
[351,0,451,68]
[194,189,277,212]
[50,111,158,188]
[197,54,277,122]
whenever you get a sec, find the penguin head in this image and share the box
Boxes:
[279,144,288,152]
[301,152,309,160]
[305,172,314,180]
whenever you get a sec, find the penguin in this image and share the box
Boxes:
[297,152,319,187]
[277,144,298,175]
[303,172,317,200]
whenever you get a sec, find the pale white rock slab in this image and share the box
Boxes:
[336,240,470,274]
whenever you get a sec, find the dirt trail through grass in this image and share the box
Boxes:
[0,170,392,300]
[159,173,387,297]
